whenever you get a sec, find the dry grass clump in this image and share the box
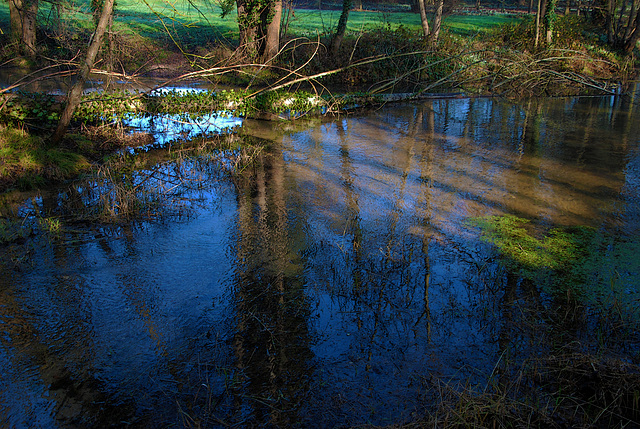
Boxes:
[537,353,640,426]
[359,353,640,429]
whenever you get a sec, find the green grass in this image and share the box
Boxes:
[0,0,519,48]
[0,125,91,190]
[278,9,519,36]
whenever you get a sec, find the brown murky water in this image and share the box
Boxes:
[1,94,639,427]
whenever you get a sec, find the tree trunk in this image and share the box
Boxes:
[8,0,23,43]
[622,12,640,53]
[544,0,557,44]
[280,0,292,40]
[236,0,281,63]
[330,0,352,56]
[51,0,115,144]
[606,0,615,44]
[622,1,638,41]
[605,0,640,54]
[430,0,443,47]
[8,0,38,58]
[535,0,544,48]
[262,0,282,62]
[418,0,431,38]
[21,0,37,58]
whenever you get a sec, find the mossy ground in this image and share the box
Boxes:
[0,123,153,192]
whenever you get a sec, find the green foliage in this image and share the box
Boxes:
[491,13,607,51]
[552,14,590,47]
[75,88,327,120]
[0,93,60,128]
[251,90,324,116]
[145,89,224,116]
[74,90,144,123]
[421,50,457,82]
[489,15,536,49]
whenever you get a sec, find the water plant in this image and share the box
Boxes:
[470,214,594,274]
[0,216,32,244]
[470,214,640,345]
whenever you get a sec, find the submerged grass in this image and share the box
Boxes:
[470,214,640,322]
[470,214,595,274]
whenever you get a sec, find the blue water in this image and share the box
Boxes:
[1,94,639,427]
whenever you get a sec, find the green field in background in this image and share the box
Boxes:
[0,0,519,46]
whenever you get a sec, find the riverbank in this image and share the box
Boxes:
[1,7,638,193]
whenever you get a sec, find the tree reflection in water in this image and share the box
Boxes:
[0,93,639,427]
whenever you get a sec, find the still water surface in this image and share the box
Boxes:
[1,94,639,427]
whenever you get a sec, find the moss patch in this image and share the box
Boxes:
[471,214,595,273]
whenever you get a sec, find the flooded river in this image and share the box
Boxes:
[1,93,639,427]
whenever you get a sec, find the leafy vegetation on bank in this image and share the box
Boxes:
[1,1,634,90]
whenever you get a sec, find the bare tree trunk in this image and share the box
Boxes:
[606,0,615,42]
[418,0,431,38]
[622,1,638,41]
[51,0,115,144]
[535,0,543,47]
[430,0,443,47]
[21,0,37,58]
[604,0,640,53]
[280,0,293,40]
[262,0,282,62]
[622,12,640,53]
[331,0,353,55]
[8,0,38,58]
[8,0,23,43]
